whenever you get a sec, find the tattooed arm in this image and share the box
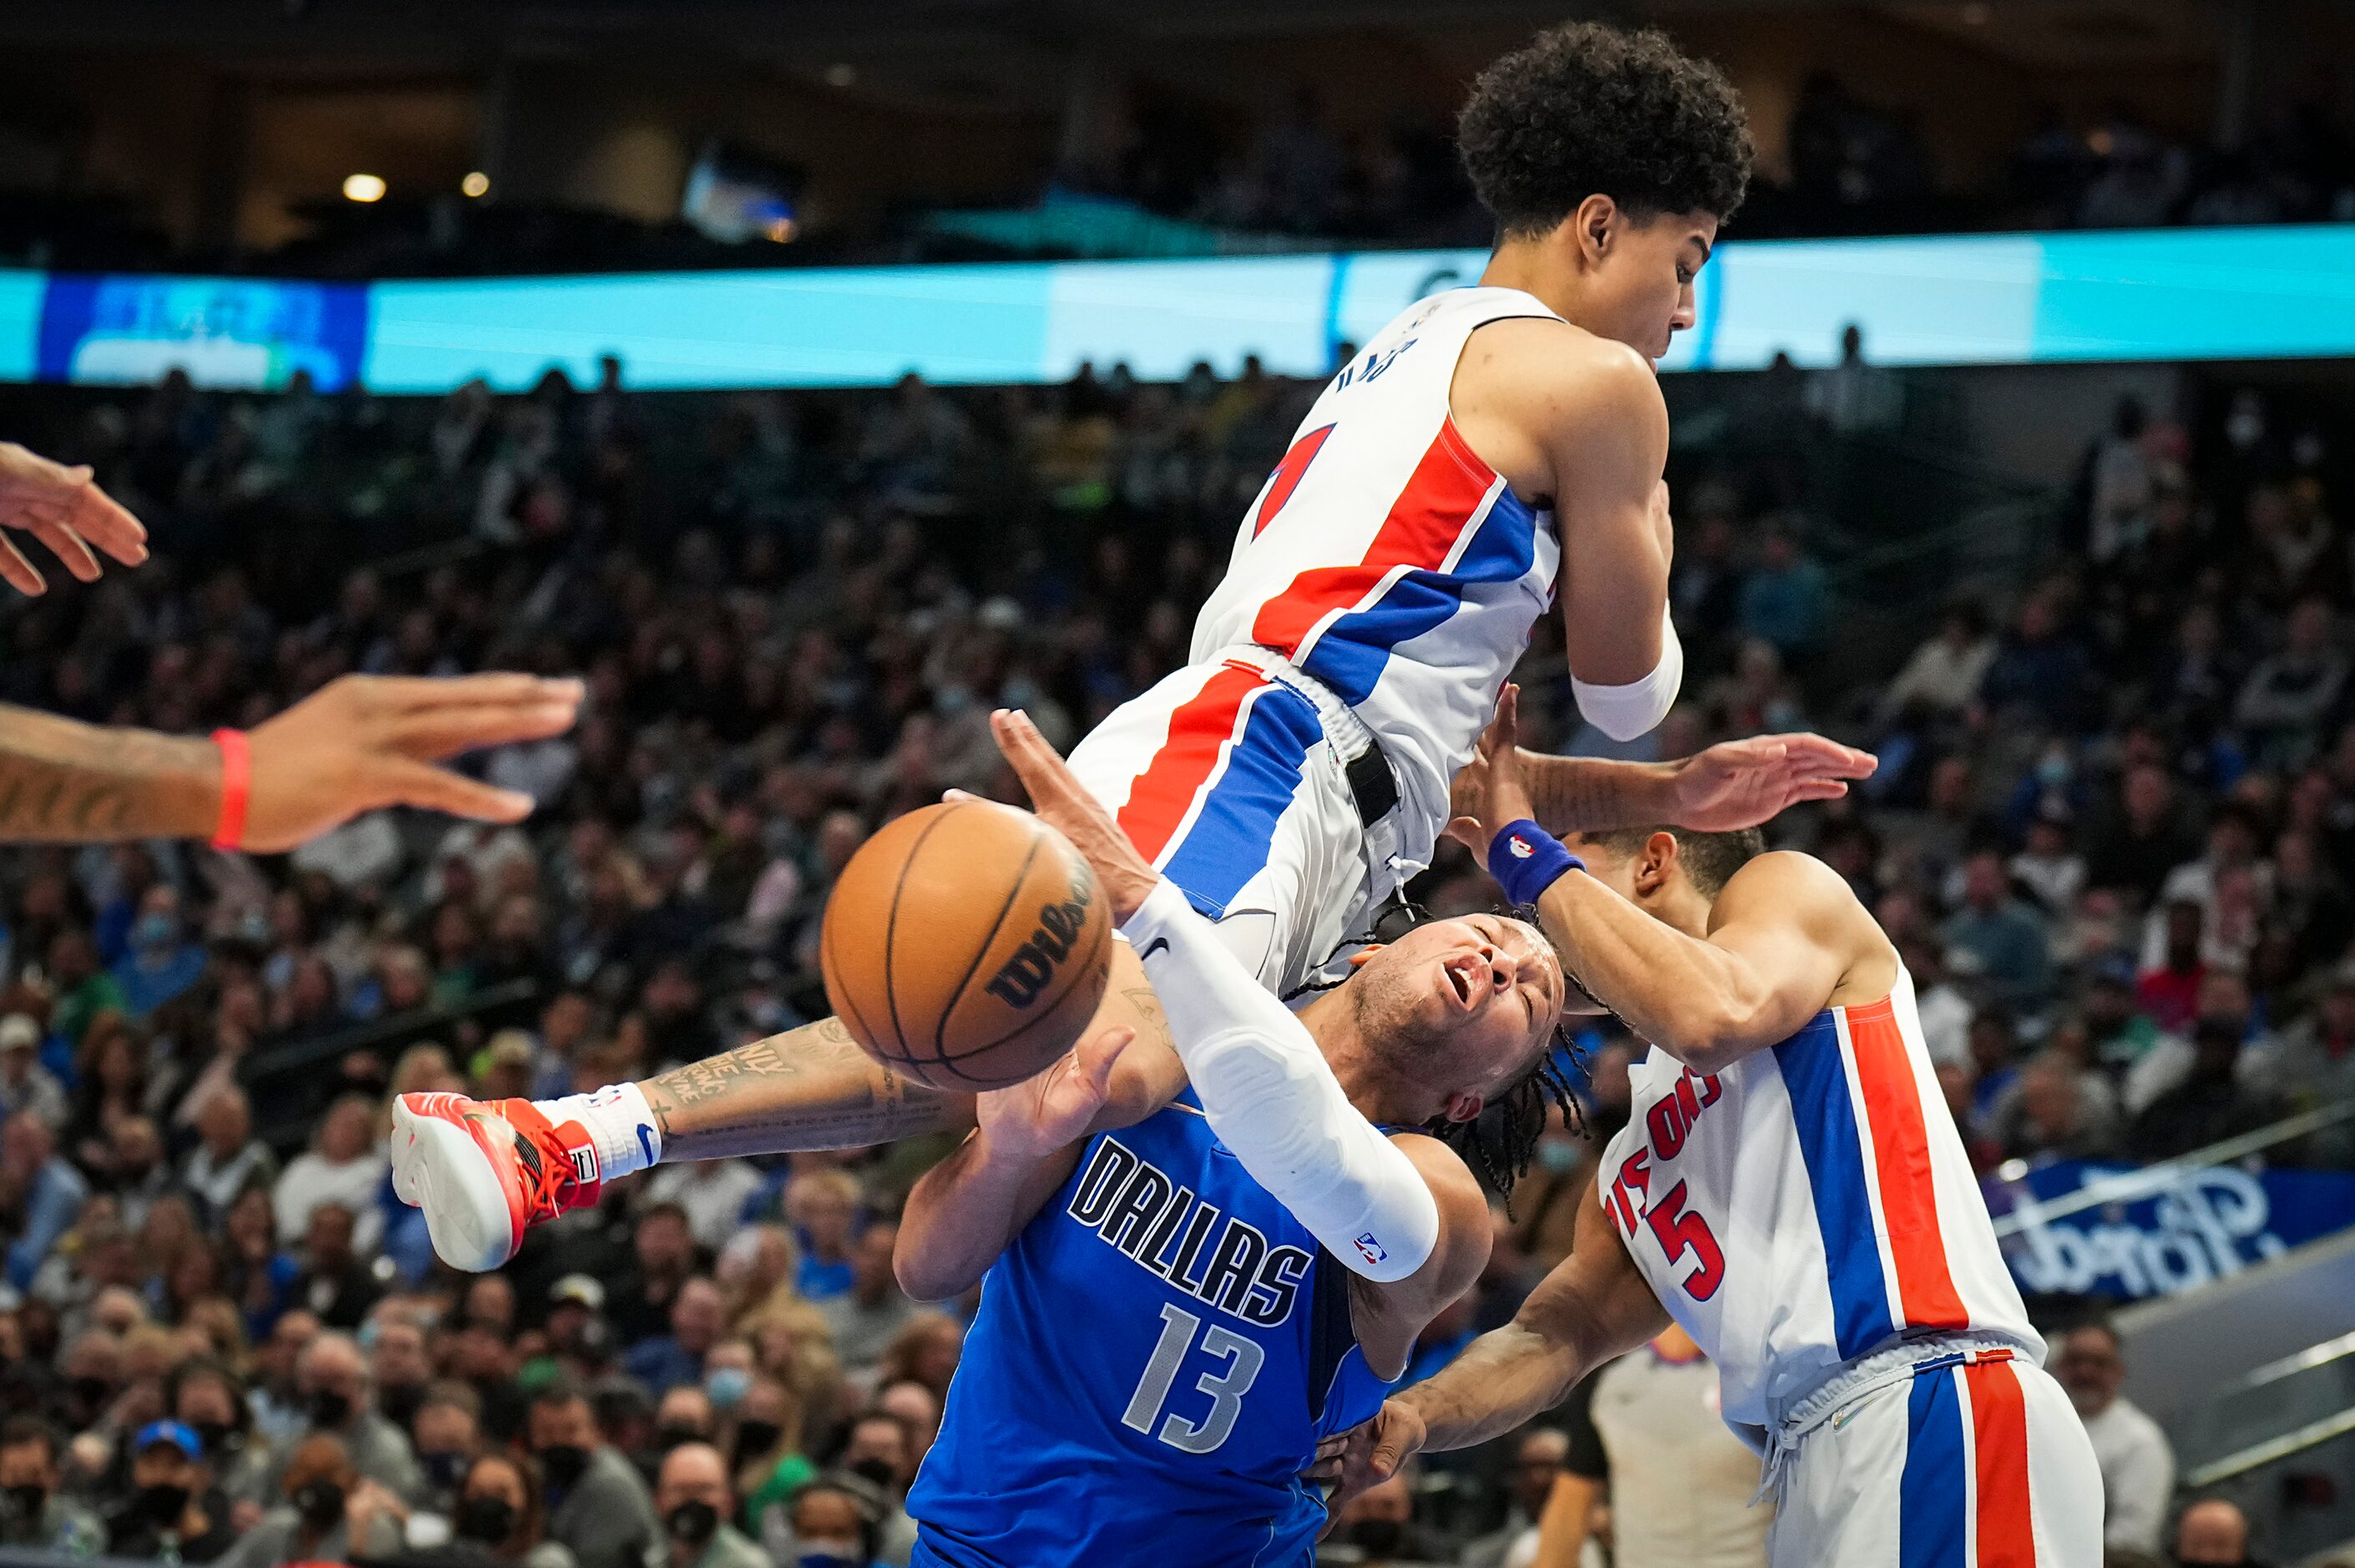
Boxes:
[0,675,580,847]
[1446,687,1874,837]
[639,943,1179,1162]
[0,708,216,842]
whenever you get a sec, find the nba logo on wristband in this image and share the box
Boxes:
[1486,819,1583,907]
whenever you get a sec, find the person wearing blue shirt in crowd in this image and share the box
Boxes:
[621,1278,727,1395]
[1,1110,87,1291]
[110,885,208,1019]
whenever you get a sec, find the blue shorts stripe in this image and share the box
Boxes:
[1300,488,1537,706]
[1773,1017,1897,1358]
[1901,1369,1968,1568]
[1158,681,1325,919]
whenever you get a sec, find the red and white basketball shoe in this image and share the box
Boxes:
[391,1092,604,1272]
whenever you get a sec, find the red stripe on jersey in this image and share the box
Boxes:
[1248,418,1497,655]
[1114,664,1267,864]
[1965,1360,2038,1567]
[1846,997,1971,1333]
[1253,423,1335,538]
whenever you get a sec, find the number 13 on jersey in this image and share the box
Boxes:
[1122,1302,1266,1455]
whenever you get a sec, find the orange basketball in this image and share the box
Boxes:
[819,800,1112,1091]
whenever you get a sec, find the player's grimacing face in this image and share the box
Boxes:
[1381,913,1565,1075]
[1594,209,1718,364]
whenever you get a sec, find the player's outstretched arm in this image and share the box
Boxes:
[0,673,579,847]
[1452,692,1862,1075]
[1488,729,1875,837]
[1328,1176,1667,1506]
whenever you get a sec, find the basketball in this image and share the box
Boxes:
[819,799,1113,1091]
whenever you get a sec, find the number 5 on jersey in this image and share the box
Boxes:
[1122,1302,1265,1454]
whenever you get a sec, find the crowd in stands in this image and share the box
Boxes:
[0,336,2342,1565]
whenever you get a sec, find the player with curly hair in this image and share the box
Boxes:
[392,53,1866,1562]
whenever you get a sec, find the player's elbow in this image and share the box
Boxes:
[1654,998,1765,1076]
[891,1231,969,1304]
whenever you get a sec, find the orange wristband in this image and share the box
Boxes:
[211,728,251,850]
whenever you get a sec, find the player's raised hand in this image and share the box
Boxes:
[976,1026,1134,1162]
[1446,684,1537,854]
[986,707,1160,922]
[1668,731,1876,832]
[241,672,583,852]
[0,442,148,595]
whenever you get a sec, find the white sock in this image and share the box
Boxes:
[537,1083,661,1181]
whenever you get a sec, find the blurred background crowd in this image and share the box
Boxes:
[0,331,2342,1566]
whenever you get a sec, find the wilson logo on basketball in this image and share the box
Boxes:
[983,881,1095,1009]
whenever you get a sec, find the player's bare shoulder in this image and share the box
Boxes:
[1710,850,1897,999]
[1451,317,1665,504]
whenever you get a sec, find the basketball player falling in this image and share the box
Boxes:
[897,707,1568,1563]
[393,25,1865,1270]
[1314,685,2103,1567]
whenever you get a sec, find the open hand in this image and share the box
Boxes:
[985,707,1160,922]
[241,673,583,852]
[978,1026,1134,1161]
[1446,685,1536,855]
[0,443,147,594]
[1669,731,1876,832]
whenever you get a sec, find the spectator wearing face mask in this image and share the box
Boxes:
[220,1433,405,1568]
[729,1373,813,1540]
[821,1412,919,1567]
[105,1419,239,1562]
[167,1358,273,1520]
[2054,1323,2172,1555]
[413,1382,484,1517]
[289,1329,426,1504]
[651,1385,716,1459]
[445,1450,577,1568]
[2174,1498,2264,1568]
[649,1442,766,1568]
[779,1475,887,1568]
[0,1415,105,1555]
[111,886,208,1020]
[528,1375,660,1568]
[371,1315,438,1438]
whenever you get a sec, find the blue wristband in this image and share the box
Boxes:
[1486,820,1584,907]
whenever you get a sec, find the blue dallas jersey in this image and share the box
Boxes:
[908,1090,1399,1567]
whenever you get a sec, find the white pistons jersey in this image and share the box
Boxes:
[1593,967,2044,1433]
[1188,286,1567,868]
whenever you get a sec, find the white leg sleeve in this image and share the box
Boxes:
[1122,879,1440,1283]
[1570,606,1684,741]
